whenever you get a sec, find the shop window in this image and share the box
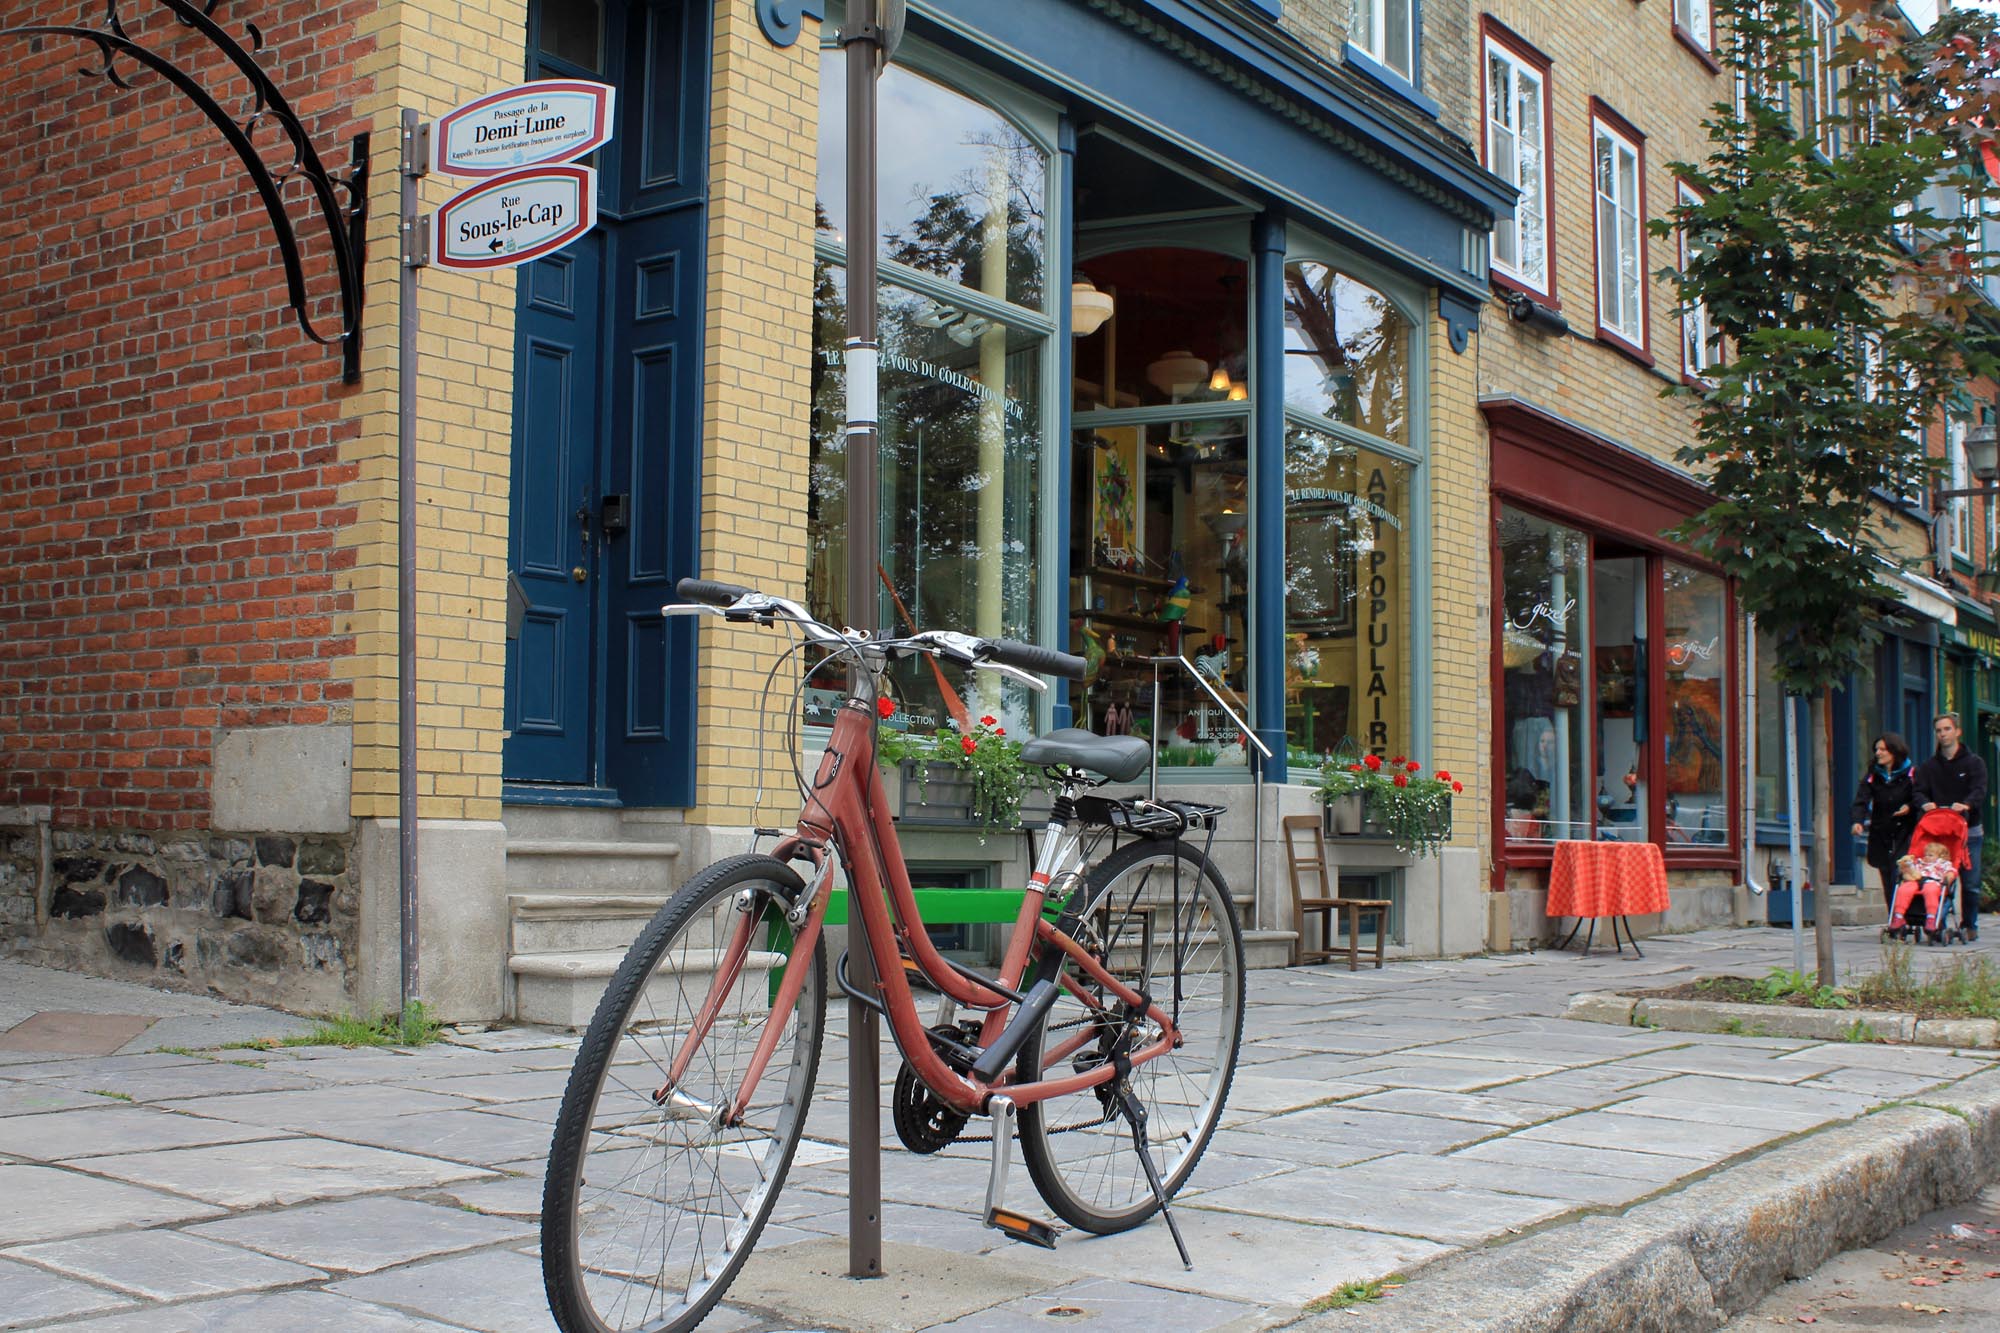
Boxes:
[818,57,1047,311]
[1592,111,1646,353]
[1498,508,1590,841]
[1282,261,1410,446]
[808,265,1045,730]
[1285,427,1412,763]
[1484,30,1552,298]
[1071,246,1254,767]
[1663,564,1729,845]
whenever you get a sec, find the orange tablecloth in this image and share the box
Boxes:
[1546,840,1669,918]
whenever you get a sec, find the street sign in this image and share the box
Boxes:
[432,165,597,271]
[431,79,614,177]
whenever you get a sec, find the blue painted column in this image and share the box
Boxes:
[1052,119,1077,731]
[1252,209,1288,781]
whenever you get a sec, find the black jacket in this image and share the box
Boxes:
[1912,745,1989,832]
[1850,763,1917,870]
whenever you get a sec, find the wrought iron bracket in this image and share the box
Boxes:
[3,0,371,382]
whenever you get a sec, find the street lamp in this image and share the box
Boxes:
[1939,422,2000,497]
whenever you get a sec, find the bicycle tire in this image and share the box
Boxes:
[542,854,826,1333]
[1016,837,1244,1234]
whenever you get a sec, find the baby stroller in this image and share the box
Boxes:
[1885,809,1971,946]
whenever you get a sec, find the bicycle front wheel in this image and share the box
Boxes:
[542,854,826,1333]
[1017,837,1244,1234]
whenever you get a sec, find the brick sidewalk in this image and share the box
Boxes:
[0,926,1995,1330]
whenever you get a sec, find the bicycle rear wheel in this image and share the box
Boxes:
[542,854,826,1333]
[1016,837,1243,1234]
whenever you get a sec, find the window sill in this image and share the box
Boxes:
[1492,270,1560,312]
[1341,43,1441,119]
[1673,26,1721,74]
[1596,327,1656,369]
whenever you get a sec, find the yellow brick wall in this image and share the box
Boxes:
[339,0,526,822]
[1428,311,1490,855]
[688,5,820,824]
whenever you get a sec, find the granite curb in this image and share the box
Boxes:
[1288,1065,2000,1333]
[1564,989,2000,1047]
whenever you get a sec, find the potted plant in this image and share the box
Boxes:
[875,702,1045,833]
[1310,753,1461,857]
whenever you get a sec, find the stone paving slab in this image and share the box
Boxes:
[0,1105,287,1160]
[49,1289,476,1331]
[2,1227,325,1300]
[0,1255,133,1323]
[186,1194,537,1274]
[0,1164,225,1245]
[0,1012,157,1055]
[76,1137,494,1208]
[921,1275,1264,1332]
[328,1248,558,1332]
[1188,1166,1574,1242]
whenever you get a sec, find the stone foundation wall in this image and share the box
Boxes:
[0,830,37,934]
[8,827,358,1014]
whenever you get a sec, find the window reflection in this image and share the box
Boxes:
[1282,262,1409,444]
[1286,428,1411,762]
[818,57,1046,310]
[1663,564,1729,845]
[807,263,1043,729]
[538,0,602,70]
[1498,508,1590,841]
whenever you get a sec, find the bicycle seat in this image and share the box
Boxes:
[1019,728,1152,784]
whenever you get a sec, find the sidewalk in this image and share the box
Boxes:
[1,927,1996,1331]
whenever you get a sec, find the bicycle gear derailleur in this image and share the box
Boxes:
[893,1022,979,1154]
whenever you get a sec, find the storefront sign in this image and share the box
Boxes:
[1362,466,1397,754]
[1949,623,2000,664]
[432,165,598,271]
[431,81,615,177]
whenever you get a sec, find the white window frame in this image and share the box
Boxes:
[1951,416,1972,559]
[1352,0,1415,83]
[1593,113,1647,351]
[1803,1,1839,158]
[1675,0,1713,51]
[1677,182,1720,382]
[1485,35,1551,295]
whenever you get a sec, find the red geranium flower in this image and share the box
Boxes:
[993,727,1005,737]
[980,715,997,727]
[1390,755,1406,767]
[960,735,978,755]
[1363,754,1382,771]
[877,697,896,719]
[1452,781,1464,794]
[1393,773,1409,788]
[1436,769,1453,783]
[1348,763,1364,773]
[1406,761,1422,773]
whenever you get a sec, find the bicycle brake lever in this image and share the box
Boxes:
[976,660,1049,693]
[661,604,722,618]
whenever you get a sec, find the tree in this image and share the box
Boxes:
[1658,0,2000,981]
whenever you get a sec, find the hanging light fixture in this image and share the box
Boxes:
[1146,350,1209,397]
[1208,366,1232,393]
[1070,274,1115,336]
[1227,381,1248,402]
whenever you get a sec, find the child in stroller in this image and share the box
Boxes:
[1885,809,1972,946]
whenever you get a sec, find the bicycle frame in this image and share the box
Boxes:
[685,691,1186,1122]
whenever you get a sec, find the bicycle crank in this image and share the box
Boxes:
[980,1094,1060,1250]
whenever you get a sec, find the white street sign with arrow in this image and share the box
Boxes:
[432,164,597,271]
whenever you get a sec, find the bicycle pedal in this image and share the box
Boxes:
[985,1206,1059,1250]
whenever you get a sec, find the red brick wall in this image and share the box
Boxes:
[0,1,376,830]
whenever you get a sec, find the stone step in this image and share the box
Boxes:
[1242,929,1297,970]
[509,945,787,1029]
[504,839,684,895]
[501,804,625,843]
[508,894,668,955]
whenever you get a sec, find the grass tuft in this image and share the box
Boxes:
[1853,944,2000,1020]
[87,1089,133,1102]
[1304,1278,1396,1313]
[279,1002,443,1050]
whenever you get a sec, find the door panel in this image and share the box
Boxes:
[505,242,602,784]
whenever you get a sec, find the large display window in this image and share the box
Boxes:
[808,55,1056,731]
[1495,502,1738,858]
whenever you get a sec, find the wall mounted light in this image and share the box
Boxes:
[1505,289,1569,338]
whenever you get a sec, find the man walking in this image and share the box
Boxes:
[1913,711,1987,941]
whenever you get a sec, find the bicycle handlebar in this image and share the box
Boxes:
[981,638,1085,683]
[676,577,756,607]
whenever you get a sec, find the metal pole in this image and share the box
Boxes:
[842,8,884,1283]
[397,107,426,1014]
[1784,692,1806,976]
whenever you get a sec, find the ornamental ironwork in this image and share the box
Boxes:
[2,0,370,381]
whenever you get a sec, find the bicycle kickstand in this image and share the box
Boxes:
[1111,1078,1192,1271]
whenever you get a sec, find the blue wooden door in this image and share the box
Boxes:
[600,0,706,806]
[505,0,706,805]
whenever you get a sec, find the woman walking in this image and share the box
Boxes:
[1851,732,1917,911]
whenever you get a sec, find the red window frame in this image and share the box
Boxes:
[1589,98,1653,367]
[1479,16,1559,307]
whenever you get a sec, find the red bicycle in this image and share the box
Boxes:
[541,579,1246,1333]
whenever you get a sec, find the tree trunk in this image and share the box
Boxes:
[1812,688,1836,986]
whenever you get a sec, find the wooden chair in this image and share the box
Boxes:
[1282,814,1390,971]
